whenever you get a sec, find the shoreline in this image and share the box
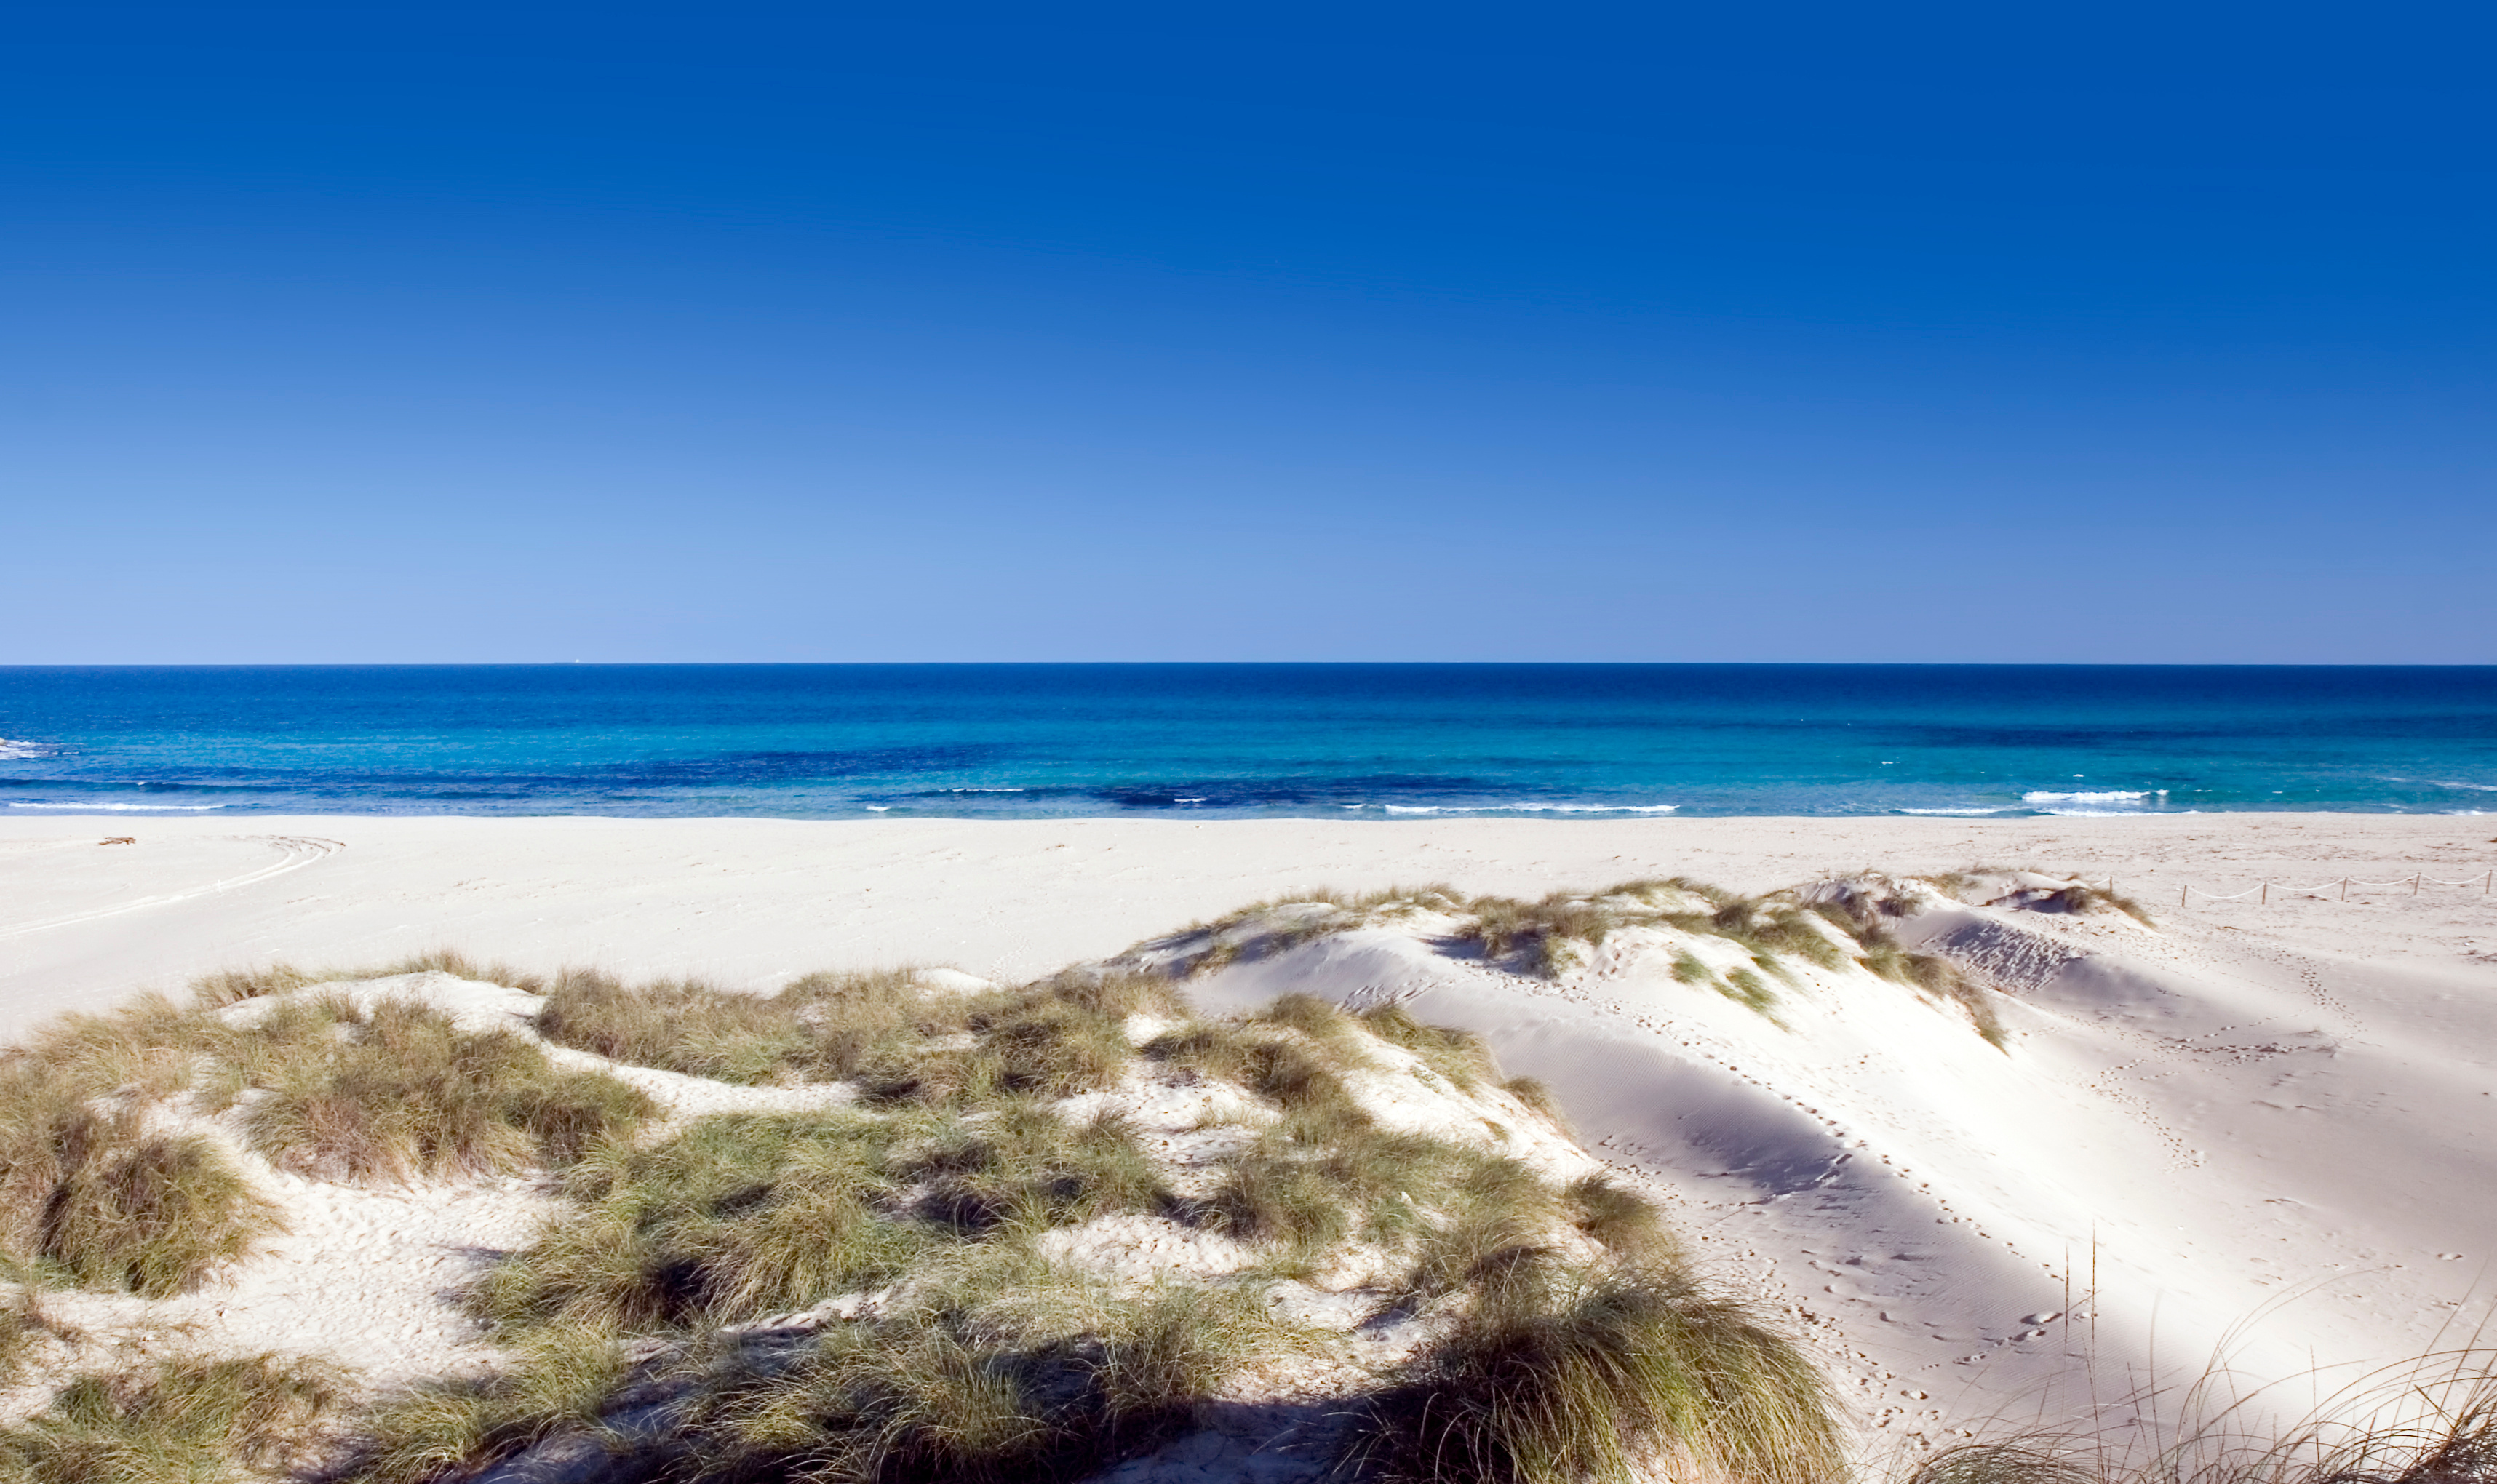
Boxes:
[4,810,2495,1440]
[4,811,2490,1036]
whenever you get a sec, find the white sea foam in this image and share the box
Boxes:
[0,740,54,761]
[7,801,228,812]
[2021,790,2152,804]
[1895,807,2012,816]
[863,805,891,813]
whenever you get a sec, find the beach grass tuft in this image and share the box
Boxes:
[0,1059,279,1297]
[0,1350,346,1484]
[228,995,653,1184]
[1900,1349,2497,1484]
[1358,1262,1842,1484]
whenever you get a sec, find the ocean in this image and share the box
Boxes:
[1,665,2492,820]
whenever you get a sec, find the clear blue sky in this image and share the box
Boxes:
[7,3,2490,663]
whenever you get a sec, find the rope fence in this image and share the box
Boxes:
[2176,871,2495,906]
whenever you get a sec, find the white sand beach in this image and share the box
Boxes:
[4,812,2494,1451]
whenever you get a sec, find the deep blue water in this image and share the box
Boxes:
[1,666,2493,819]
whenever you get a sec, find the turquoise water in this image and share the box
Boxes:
[1,665,2492,819]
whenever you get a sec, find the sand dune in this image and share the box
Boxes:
[2,812,2493,1453]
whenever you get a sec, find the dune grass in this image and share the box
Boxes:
[188,949,545,1010]
[1154,884,1470,973]
[1901,1347,2497,1484]
[0,947,1847,1484]
[1358,1003,1497,1093]
[1131,873,2020,1047]
[0,994,278,1296]
[682,1277,1286,1484]
[0,1061,279,1298]
[354,1266,1294,1484]
[1358,1259,1842,1484]
[208,994,653,1184]
[0,962,656,1297]
[470,1094,1174,1336]
[853,971,1179,1108]
[340,1320,632,1484]
[0,1350,346,1484]
[2037,882,2156,926]
[534,965,978,1085]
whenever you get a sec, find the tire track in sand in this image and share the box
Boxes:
[0,835,344,942]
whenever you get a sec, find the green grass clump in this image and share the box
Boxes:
[362,1272,1291,1484]
[1454,879,1845,992]
[1462,894,1624,975]
[1502,1075,1567,1127]
[1394,1155,1566,1305]
[474,1102,1168,1336]
[2039,882,2155,925]
[536,965,970,1085]
[342,1321,632,1483]
[689,1280,1281,1483]
[1359,1004,1496,1093]
[1151,885,1470,974]
[1358,1261,1841,1484]
[0,1062,278,1298]
[1561,1173,1681,1264]
[219,996,653,1184]
[858,970,1181,1107]
[0,995,276,1296]
[0,1351,345,1484]
[1142,1018,1357,1112]
[473,1111,927,1333]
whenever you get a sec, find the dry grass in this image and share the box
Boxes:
[535,965,968,1085]
[471,1098,1169,1336]
[358,1269,1294,1484]
[1358,1260,1842,1484]
[1502,1075,1568,1128]
[856,970,1182,1108]
[1561,1173,1681,1264]
[2039,882,2156,926]
[0,1064,279,1298]
[471,1110,931,1333]
[1142,1017,1356,1112]
[685,1278,1285,1483]
[188,949,542,1010]
[0,1290,79,1391]
[1901,1349,2497,1484]
[220,995,653,1184]
[1150,885,1470,974]
[0,966,652,1300]
[340,1320,632,1483]
[4,949,1847,1484]
[0,1350,345,1484]
[1359,1004,1496,1093]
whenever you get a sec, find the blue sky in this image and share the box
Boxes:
[6,2,2491,663]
